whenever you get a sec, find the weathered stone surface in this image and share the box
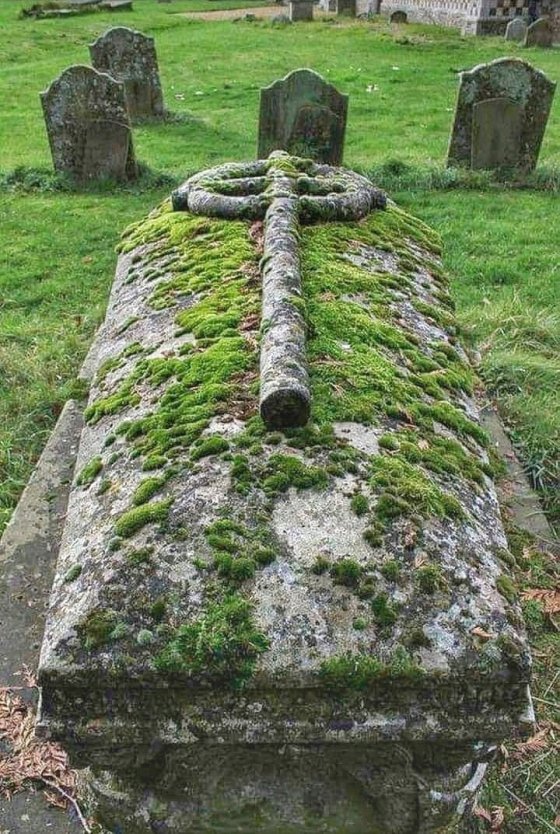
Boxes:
[37,155,532,834]
[289,0,314,20]
[505,16,527,42]
[337,0,357,16]
[90,27,164,120]
[258,69,348,165]
[41,65,137,183]
[447,57,556,173]
[524,16,554,46]
[471,97,523,170]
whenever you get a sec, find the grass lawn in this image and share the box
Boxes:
[0,1,558,830]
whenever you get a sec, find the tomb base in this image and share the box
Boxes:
[84,742,490,834]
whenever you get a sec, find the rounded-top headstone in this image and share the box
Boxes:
[505,16,528,42]
[40,64,137,183]
[89,27,165,120]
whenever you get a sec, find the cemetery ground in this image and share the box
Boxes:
[0,0,558,831]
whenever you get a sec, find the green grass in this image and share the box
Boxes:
[0,5,558,827]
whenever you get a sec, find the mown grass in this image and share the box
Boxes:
[0,3,558,829]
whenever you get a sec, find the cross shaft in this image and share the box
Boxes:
[172,152,386,429]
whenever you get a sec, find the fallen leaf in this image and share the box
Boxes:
[490,806,505,831]
[521,588,560,615]
[474,806,492,823]
[471,626,495,641]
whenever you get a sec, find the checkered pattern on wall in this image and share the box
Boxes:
[488,0,530,18]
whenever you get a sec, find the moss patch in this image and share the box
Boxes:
[114,499,172,539]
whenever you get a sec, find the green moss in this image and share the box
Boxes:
[150,598,167,623]
[371,592,398,627]
[79,610,118,650]
[350,493,369,517]
[133,476,167,506]
[404,628,431,649]
[137,629,154,646]
[262,454,329,496]
[363,526,383,548]
[380,559,401,582]
[76,455,103,487]
[311,555,331,575]
[114,499,172,538]
[319,646,425,692]
[371,456,463,523]
[497,573,517,603]
[231,454,254,495]
[353,617,367,631]
[379,434,400,451]
[96,478,112,496]
[155,593,269,686]
[330,558,362,587]
[191,435,229,461]
[143,454,168,471]
[63,564,82,583]
[416,564,444,594]
[126,546,153,565]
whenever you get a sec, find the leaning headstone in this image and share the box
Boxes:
[37,151,533,834]
[390,9,407,22]
[258,69,348,164]
[90,27,164,120]
[505,17,527,42]
[336,0,356,16]
[289,0,314,21]
[41,65,137,183]
[447,57,556,173]
[524,16,554,47]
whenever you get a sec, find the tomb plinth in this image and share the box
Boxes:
[38,153,532,834]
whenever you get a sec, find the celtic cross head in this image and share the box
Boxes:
[172,152,386,430]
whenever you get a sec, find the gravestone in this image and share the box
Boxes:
[390,9,407,22]
[524,16,554,47]
[505,16,527,42]
[41,65,137,183]
[90,27,164,120]
[289,0,314,20]
[471,97,524,170]
[258,69,348,164]
[37,151,532,834]
[336,0,356,16]
[447,57,556,173]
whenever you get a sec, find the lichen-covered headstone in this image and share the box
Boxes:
[41,65,137,183]
[90,27,165,120]
[38,152,532,834]
[505,17,527,42]
[258,69,348,164]
[289,0,314,21]
[524,16,554,47]
[447,57,556,173]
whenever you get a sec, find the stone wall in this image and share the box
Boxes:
[360,0,535,35]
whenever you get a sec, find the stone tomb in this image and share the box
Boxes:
[505,16,527,41]
[37,152,532,834]
[90,27,165,120]
[41,65,137,183]
[289,0,314,21]
[524,16,554,47]
[447,57,556,173]
[258,69,348,165]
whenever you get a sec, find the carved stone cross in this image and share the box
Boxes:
[172,152,386,429]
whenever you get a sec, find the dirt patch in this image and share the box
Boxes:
[177,5,283,21]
